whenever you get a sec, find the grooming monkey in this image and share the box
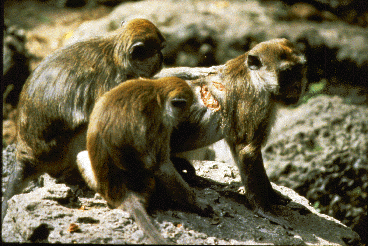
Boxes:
[81,77,213,244]
[155,38,307,228]
[2,18,165,223]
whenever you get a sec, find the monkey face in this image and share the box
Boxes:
[129,38,165,78]
[276,63,306,105]
[247,38,307,105]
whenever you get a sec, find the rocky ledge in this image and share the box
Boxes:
[2,99,365,245]
[1,164,361,245]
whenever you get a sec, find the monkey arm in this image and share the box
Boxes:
[170,109,224,153]
[154,160,214,217]
[154,66,223,81]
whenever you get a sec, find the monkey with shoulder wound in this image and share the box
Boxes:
[2,18,165,223]
[81,77,213,244]
[155,38,307,228]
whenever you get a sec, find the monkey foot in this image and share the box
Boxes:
[270,189,291,206]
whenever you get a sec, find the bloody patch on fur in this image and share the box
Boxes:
[200,85,221,111]
[212,81,225,91]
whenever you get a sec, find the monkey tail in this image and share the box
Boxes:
[122,193,171,245]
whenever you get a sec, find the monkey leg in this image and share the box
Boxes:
[231,142,291,229]
[154,160,214,217]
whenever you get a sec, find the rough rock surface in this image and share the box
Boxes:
[2,95,364,245]
[264,95,368,243]
[1,162,361,245]
[279,0,368,27]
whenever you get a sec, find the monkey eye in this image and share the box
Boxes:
[280,53,288,60]
[247,54,262,70]
[171,98,188,109]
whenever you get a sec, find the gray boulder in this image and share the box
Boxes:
[2,164,361,244]
[264,95,368,243]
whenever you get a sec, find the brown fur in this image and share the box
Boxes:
[85,77,213,243]
[166,38,307,228]
[222,38,306,145]
[2,19,165,223]
[219,39,306,227]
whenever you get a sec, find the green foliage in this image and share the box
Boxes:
[299,79,327,105]
[309,80,327,94]
[313,201,321,213]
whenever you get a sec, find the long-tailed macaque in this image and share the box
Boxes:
[2,18,166,223]
[80,77,213,244]
[155,38,307,228]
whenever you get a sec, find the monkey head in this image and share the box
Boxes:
[113,18,166,78]
[246,38,307,105]
[157,77,195,129]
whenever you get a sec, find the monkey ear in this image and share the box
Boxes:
[171,98,188,109]
[247,54,262,70]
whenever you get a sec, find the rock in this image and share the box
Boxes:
[264,95,368,243]
[274,0,367,26]
[49,0,125,8]
[2,120,17,146]
[64,0,368,94]
[2,95,365,244]
[2,144,17,194]
[3,20,30,106]
[2,159,361,244]
[308,0,367,26]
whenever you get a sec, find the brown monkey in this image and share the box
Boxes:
[155,38,307,228]
[81,77,213,244]
[2,18,165,223]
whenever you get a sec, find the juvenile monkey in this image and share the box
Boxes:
[82,77,212,244]
[155,38,307,228]
[2,18,165,223]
